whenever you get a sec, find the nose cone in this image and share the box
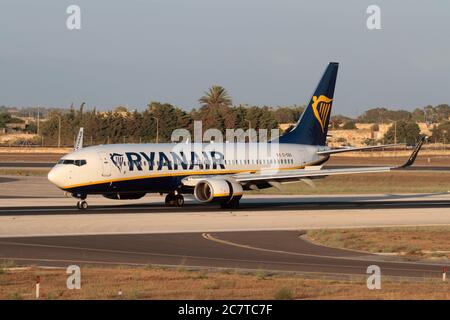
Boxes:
[48,166,65,189]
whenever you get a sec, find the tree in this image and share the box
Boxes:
[273,106,305,123]
[411,108,425,122]
[25,122,37,134]
[195,86,234,133]
[336,137,347,144]
[0,112,12,128]
[342,121,357,129]
[258,106,279,133]
[199,86,232,109]
[114,105,128,113]
[330,115,353,129]
[141,102,191,143]
[383,121,421,145]
[363,138,377,146]
[358,108,412,123]
[40,112,63,145]
[433,104,450,122]
[431,121,450,143]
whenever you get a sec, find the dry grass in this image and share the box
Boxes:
[307,226,450,260]
[0,265,448,300]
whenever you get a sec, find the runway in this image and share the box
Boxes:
[1,194,450,215]
[0,193,449,279]
[0,230,446,279]
[1,194,450,237]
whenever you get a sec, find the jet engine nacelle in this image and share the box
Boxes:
[102,192,146,200]
[194,178,243,203]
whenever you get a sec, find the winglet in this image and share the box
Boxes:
[74,127,84,150]
[397,136,426,168]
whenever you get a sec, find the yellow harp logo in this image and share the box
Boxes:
[312,95,333,132]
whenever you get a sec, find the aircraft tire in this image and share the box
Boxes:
[77,200,88,210]
[165,194,176,206]
[220,199,240,209]
[174,195,184,207]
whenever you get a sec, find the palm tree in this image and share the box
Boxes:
[199,85,232,108]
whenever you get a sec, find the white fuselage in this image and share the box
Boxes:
[48,142,326,195]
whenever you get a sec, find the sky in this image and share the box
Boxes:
[0,0,449,116]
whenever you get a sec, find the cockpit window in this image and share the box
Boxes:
[57,159,87,166]
[75,160,87,166]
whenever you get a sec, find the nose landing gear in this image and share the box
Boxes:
[77,200,88,210]
[73,193,88,210]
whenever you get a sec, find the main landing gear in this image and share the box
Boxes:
[220,198,240,209]
[165,192,184,207]
[220,195,242,209]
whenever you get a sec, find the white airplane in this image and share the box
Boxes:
[48,62,424,210]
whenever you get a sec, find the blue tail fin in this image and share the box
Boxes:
[278,62,339,145]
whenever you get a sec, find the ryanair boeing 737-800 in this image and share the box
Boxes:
[48,63,424,210]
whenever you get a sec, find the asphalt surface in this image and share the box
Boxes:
[0,194,448,278]
[1,193,450,215]
[0,177,18,183]
[0,230,445,278]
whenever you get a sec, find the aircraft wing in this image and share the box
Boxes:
[181,137,425,187]
[317,143,401,155]
[233,166,391,184]
[234,137,424,184]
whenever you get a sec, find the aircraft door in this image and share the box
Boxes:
[99,152,111,177]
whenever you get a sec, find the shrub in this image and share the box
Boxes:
[274,287,294,300]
